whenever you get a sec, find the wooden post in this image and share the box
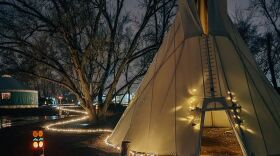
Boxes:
[121,141,130,156]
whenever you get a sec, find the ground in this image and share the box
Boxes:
[0,119,118,156]
[0,123,243,156]
[0,107,243,156]
[201,128,243,156]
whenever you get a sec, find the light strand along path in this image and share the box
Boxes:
[44,107,112,133]
[43,106,118,149]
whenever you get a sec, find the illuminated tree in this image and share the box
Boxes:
[0,0,176,121]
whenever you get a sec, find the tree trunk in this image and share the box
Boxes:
[266,33,278,92]
[68,45,98,121]
[81,96,97,122]
[98,89,104,105]
[86,104,96,122]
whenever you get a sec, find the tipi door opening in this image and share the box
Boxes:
[199,100,244,156]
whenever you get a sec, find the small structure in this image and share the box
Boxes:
[0,75,38,108]
[109,0,280,155]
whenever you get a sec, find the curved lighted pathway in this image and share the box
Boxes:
[44,107,117,149]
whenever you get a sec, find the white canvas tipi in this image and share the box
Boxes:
[108,0,280,155]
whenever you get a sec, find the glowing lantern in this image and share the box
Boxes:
[38,130,43,137]
[33,142,39,148]
[32,129,44,152]
[39,141,44,148]
[33,131,39,137]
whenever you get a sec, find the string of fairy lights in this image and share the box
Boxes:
[43,106,123,152]
[44,106,115,147]
[44,106,112,132]
[44,91,254,155]
[56,106,89,115]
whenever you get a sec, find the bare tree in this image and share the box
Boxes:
[233,2,280,93]
[249,0,280,38]
[0,0,176,121]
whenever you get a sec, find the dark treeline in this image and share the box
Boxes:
[234,0,280,93]
[0,0,177,121]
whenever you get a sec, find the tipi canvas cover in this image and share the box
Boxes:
[108,0,280,155]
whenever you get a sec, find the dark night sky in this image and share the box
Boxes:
[125,0,250,16]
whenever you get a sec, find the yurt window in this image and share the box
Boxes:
[1,92,11,100]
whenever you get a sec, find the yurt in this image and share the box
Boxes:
[0,75,38,108]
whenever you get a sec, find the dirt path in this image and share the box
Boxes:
[201,128,243,156]
[0,121,118,156]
